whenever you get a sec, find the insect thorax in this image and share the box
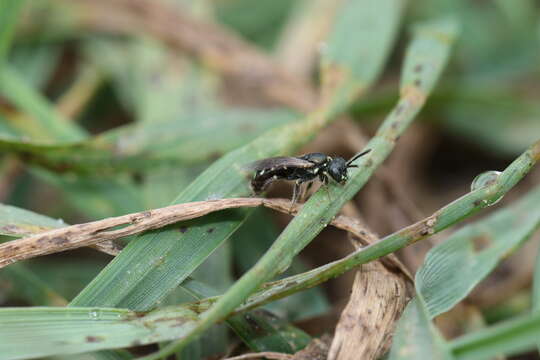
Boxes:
[300,152,331,165]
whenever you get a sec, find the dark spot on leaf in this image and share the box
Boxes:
[132,172,144,185]
[209,152,223,161]
[391,121,399,130]
[472,234,492,252]
[207,228,214,234]
[86,336,104,343]
[132,311,146,318]
[414,64,423,73]
[395,104,404,116]
[179,226,188,233]
[473,199,483,207]
[52,237,68,245]
[414,79,422,87]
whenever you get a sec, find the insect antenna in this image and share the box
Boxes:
[346,149,371,168]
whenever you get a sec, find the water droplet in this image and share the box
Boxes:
[471,171,501,191]
[89,309,100,320]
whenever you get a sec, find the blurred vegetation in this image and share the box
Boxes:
[0,1,539,359]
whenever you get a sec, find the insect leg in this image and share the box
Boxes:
[297,181,311,203]
[290,180,303,213]
[303,181,314,199]
[318,174,332,202]
[319,173,329,185]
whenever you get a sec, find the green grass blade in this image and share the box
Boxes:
[320,0,405,114]
[0,66,86,141]
[0,107,297,172]
[226,310,311,353]
[389,298,452,360]
[416,184,540,318]
[533,235,540,313]
[145,17,458,359]
[0,0,24,62]
[442,94,540,155]
[70,0,404,314]
[232,209,329,320]
[84,38,219,123]
[0,203,65,236]
[34,169,145,219]
[0,283,308,359]
[10,42,61,89]
[182,278,311,353]
[450,311,540,360]
[0,306,199,360]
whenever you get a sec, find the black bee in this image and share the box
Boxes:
[247,149,371,205]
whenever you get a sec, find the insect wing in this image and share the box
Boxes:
[244,157,313,172]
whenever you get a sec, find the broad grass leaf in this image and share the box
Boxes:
[417,185,540,318]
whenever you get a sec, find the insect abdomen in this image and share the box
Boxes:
[250,167,289,193]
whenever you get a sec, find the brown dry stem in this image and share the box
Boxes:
[328,262,411,360]
[0,198,378,269]
[329,211,411,360]
[292,334,332,360]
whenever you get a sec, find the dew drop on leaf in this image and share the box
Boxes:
[89,309,100,320]
[471,171,501,191]
[471,171,503,206]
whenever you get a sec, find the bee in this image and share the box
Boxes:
[246,149,371,205]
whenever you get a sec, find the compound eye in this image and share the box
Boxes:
[328,167,341,182]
